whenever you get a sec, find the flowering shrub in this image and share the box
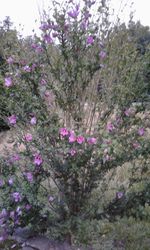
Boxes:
[0,0,150,247]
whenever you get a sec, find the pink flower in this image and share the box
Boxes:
[124,108,135,117]
[133,142,140,149]
[40,78,47,85]
[31,44,43,53]
[4,77,13,87]
[87,137,97,144]
[35,46,43,53]
[8,115,17,125]
[6,56,14,64]
[86,35,94,45]
[115,116,122,126]
[69,131,76,142]
[33,153,43,166]
[24,133,32,142]
[124,109,130,116]
[69,148,76,156]
[44,90,51,97]
[105,155,110,161]
[138,128,145,136]
[31,63,36,71]
[59,128,69,136]
[20,59,27,65]
[77,135,85,144]
[11,154,20,162]
[48,196,54,202]
[104,148,108,154]
[25,172,33,182]
[99,51,106,59]
[106,122,114,132]
[30,116,37,125]
[31,43,37,49]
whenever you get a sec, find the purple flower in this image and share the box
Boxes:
[84,10,91,20]
[138,127,145,136]
[115,116,122,126]
[12,192,21,202]
[43,34,53,44]
[106,122,115,132]
[116,192,124,199]
[24,133,33,142]
[0,209,7,218]
[59,128,69,137]
[40,78,47,85]
[6,56,14,64]
[77,135,85,144]
[103,154,111,163]
[133,141,141,149]
[80,20,88,30]
[0,218,5,226]
[0,231,8,242]
[39,22,50,31]
[31,63,36,71]
[25,204,32,211]
[16,206,22,216]
[4,77,13,87]
[10,211,15,219]
[99,51,106,59]
[11,154,20,162]
[69,148,76,156]
[23,65,31,72]
[10,243,17,249]
[124,107,135,117]
[87,137,97,144]
[31,43,37,49]
[36,46,43,53]
[52,32,58,38]
[69,131,76,142]
[48,196,54,202]
[0,179,4,187]
[68,4,80,18]
[8,115,17,125]
[33,153,43,166]
[86,35,94,45]
[8,178,13,186]
[51,24,59,31]
[25,172,33,182]
[31,44,43,53]
[86,0,96,8]
[30,116,37,125]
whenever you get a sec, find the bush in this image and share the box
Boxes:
[0,0,149,247]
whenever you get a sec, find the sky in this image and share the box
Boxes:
[0,0,150,37]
